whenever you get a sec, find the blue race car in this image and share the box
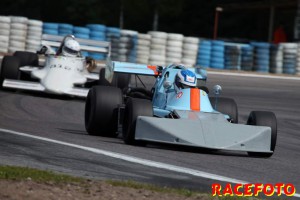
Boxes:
[85,60,277,157]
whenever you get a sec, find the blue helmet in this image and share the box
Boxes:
[175,69,197,89]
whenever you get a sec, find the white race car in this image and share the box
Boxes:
[0,34,110,97]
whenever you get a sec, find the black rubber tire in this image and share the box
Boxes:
[98,68,111,86]
[209,97,238,123]
[111,73,131,90]
[0,56,21,89]
[122,98,153,145]
[247,111,277,157]
[13,51,39,81]
[98,68,131,90]
[13,51,39,66]
[85,86,123,137]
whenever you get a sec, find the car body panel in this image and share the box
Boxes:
[108,61,273,153]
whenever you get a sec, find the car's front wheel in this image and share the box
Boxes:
[122,98,153,145]
[209,97,238,123]
[247,111,277,157]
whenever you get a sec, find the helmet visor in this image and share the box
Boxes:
[63,46,78,56]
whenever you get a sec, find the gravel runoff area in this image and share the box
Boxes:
[0,179,212,200]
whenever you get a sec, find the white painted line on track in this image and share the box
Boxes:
[1,127,299,198]
[208,71,300,81]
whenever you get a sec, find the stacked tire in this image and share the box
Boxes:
[166,33,183,65]
[210,40,225,69]
[106,27,120,61]
[43,22,59,35]
[87,24,107,60]
[118,29,138,63]
[148,31,167,66]
[58,23,73,36]
[270,44,283,74]
[224,44,241,70]
[181,37,199,67]
[73,26,90,57]
[0,16,11,53]
[9,16,28,53]
[240,45,254,71]
[281,43,297,74]
[136,33,151,64]
[196,40,211,68]
[26,19,43,53]
[297,43,300,75]
[251,42,270,73]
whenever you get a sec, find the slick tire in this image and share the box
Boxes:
[0,56,21,90]
[209,97,238,123]
[13,51,39,66]
[111,73,131,90]
[85,86,123,137]
[247,111,277,157]
[13,51,39,80]
[122,98,153,145]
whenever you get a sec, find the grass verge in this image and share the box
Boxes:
[0,165,275,200]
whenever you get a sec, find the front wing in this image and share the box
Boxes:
[135,114,272,153]
[3,79,89,97]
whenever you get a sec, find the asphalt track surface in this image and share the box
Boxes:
[0,72,299,198]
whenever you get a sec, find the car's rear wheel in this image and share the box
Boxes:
[98,68,131,90]
[122,98,153,145]
[13,51,39,81]
[0,56,21,90]
[13,51,39,66]
[111,73,131,90]
[209,97,238,123]
[247,111,277,157]
[85,86,123,137]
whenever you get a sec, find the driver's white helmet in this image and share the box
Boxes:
[175,69,197,89]
[62,39,80,57]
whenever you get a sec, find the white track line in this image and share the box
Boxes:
[208,71,300,81]
[1,127,299,198]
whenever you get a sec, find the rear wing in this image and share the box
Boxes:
[41,34,111,56]
[104,58,207,83]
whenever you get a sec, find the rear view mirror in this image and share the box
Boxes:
[213,85,222,95]
[163,80,172,90]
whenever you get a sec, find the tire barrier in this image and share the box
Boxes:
[9,16,28,53]
[182,37,199,67]
[118,29,137,63]
[106,27,120,61]
[136,33,151,64]
[251,42,270,73]
[58,23,73,36]
[166,33,183,65]
[224,43,241,70]
[196,39,211,68]
[86,24,107,60]
[43,22,59,35]
[297,44,300,75]
[0,16,11,53]
[210,40,225,69]
[26,19,43,53]
[281,43,297,74]
[148,31,167,66]
[3,15,300,75]
[270,44,283,74]
[73,26,90,57]
[240,45,254,71]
